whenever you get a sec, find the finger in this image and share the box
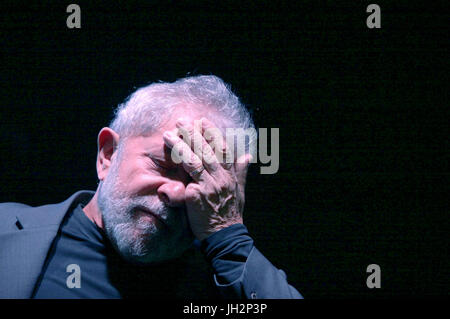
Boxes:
[163,130,212,183]
[201,117,234,169]
[176,118,221,174]
[184,183,202,203]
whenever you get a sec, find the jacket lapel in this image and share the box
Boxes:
[0,190,94,298]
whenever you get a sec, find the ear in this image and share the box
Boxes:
[96,127,120,181]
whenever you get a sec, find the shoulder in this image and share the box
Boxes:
[0,201,31,216]
[0,191,95,231]
[0,201,31,232]
[0,201,30,209]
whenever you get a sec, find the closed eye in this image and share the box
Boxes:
[146,153,191,183]
[147,155,176,172]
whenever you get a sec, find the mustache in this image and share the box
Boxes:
[126,196,179,222]
[132,204,168,225]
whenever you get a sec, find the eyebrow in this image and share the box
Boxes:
[146,149,178,168]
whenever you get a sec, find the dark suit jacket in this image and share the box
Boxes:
[0,190,302,299]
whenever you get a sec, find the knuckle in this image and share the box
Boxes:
[215,180,230,193]
[185,185,200,200]
[177,126,191,140]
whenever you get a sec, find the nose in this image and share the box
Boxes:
[157,181,186,207]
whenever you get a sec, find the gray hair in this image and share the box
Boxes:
[109,75,256,152]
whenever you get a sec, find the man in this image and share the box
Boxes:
[0,75,302,299]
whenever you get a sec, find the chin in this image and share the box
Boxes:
[110,228,195,266]
[119,243,193,266]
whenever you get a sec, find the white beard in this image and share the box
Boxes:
[97,157,194,264]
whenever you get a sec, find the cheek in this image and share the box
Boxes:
[122,173,163,195]
[116,160,155,192]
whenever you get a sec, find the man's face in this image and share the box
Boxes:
[97,110,201,264]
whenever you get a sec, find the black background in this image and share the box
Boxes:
[0,1,448,298]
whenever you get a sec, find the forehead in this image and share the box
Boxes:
[123,106,208,157]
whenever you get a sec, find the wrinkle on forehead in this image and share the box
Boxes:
[122,104,222,157]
